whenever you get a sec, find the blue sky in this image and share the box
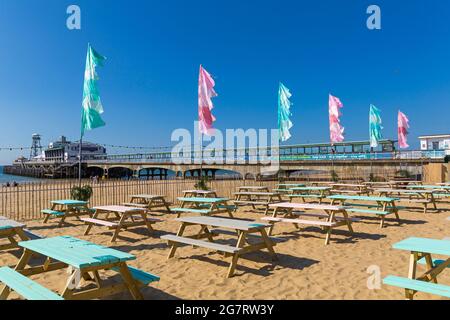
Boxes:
[0,0,449,163]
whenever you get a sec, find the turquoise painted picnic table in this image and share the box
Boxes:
[42,199,92,227]
[2,236,158,300]
[328,195,401,228]
[174,197,234,218]
[0,217,29,251]
[384,237,450,299]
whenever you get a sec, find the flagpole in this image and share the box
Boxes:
[78,135,83,188]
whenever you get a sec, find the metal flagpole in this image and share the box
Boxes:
[78,136,83,188]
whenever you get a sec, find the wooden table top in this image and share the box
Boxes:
[175,216,271,231]
[0,216,25,230]
[93,205,145,213]
[51,200,88,206]
[269,202,349,211]
[19,236,135,269]
[130,194,165,199]
[393,237,450,256]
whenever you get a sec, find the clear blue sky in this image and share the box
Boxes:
[0,0,449,163]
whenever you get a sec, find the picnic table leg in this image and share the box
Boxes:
[139,211,154,235]
[340,209,354,233]
[84,209,100,236]
[168,223,187,259]
[259,228,278,261]
[424,254,438,284]
[110,214,128,243]
[117,263,144,300]
[14,248,33,272]
[226,231,246,278]
[268,207,280,236]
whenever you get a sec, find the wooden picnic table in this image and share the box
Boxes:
[274,183,306,193]
[182,190,218,198]
[374,188,439,214]
[331,183,370,196]
[81,205,162,243]
[233,192,283,214]
[174,197,234,218]
[0,236,159,300]
[123,194,171,212]
[0,217,30,251]
[238,186,270,192]
[264,202,355,245]
[328,195,401,228]
[288,186,332,204]
[383,237,450,300]
[161,216,277,278]
[42,200,92,227]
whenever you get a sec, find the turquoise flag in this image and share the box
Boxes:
[369,104,383,148]
[278,82,293,142]
[81,44,107,137]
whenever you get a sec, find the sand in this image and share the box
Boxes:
[1,199,449,300]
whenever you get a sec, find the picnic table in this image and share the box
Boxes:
[42,200,92,227]
[263,202,356,245]
[161,216,277,278]
[328,195,401,228]
[273,183,306,193]
[0,217,35,251]
[374,188,439,214]
[172,197,235,218]
[81,205,162,243]
[383,237,450,299]
[233,192,283,214]
[238,186,270,192]
[0,236,159,300]
[182,190,218,198]
[288,187,332,204]
[123,194,171,212]
[331,183,370,196]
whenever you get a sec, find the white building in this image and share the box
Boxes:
[419,134,450,154]
[44,136,107,162]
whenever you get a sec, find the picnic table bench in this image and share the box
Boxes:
[287,187,332,204]
[233,192,283,214]
[81,206,162,243]
[383,237,450,299]
[328,195,401,228]
[0,216,43,252]
[0,236,159,300]
[263,203,355,245]
[161,216,276,278]
[42,200,92,227]
[123,194,171,212]
[172,197,235,218]
[374,188,439,214]
[274,183,306,193]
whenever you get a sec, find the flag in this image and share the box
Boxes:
[398,110,410,149]
[198,65,217,136]
[278,82,293,142]
[329,94,345,144]
[369,104,383,148]
[81,44,107,137]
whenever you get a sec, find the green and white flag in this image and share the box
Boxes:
[81,44,106,137]
[278,82,293,142]
[369,104,383,148]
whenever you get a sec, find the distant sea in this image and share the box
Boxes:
[0,166,41,184]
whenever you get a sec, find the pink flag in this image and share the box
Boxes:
[198,65,217,136]
[329,94,345,144]
[398,111,410,149]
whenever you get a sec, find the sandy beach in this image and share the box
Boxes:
[1,197,449,300]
